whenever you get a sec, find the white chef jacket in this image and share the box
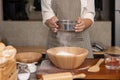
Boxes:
[41,0,95,23]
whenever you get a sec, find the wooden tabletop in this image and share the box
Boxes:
[36,59,120,80]
[14,46,120,79]
[76,59,120,80]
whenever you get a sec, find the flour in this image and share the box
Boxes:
[56,31,75,56]
[57,31,73,46]
[56,51,74,56]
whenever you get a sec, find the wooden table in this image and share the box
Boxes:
[36,59,120,80]
[14,46,120,80]
[75,59,120,80]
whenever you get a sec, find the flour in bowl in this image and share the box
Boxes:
[56,51,74,56]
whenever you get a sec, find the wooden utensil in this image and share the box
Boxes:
[88,58,104,72]
[41,72,86,80]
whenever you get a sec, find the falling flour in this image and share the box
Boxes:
[57,31,73,46]
[56,31,75,56]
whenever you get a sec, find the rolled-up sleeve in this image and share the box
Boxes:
[41,0,55,23]
[81,0,95,23]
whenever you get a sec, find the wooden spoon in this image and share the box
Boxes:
[88,58,104,72]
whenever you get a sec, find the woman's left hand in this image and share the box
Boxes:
[74,17,86,32]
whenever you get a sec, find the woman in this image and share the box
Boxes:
[41,0,95,58]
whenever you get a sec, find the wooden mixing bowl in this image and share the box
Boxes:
[16,52,42,63]
[47,47,88,69]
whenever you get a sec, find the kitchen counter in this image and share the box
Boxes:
[36,59,120,80]
[15,46,120,80]
[76,59,120,79]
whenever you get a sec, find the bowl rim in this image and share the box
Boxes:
[57,20,77,24]
[47,47,89,56]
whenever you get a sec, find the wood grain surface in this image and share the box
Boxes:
[14,46,120,80]
[37,59,120,80]
[76,59,120,79]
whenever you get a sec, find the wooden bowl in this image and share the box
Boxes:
[47,47,88,69]
[16,52,42,63]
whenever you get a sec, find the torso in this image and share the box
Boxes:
[47,0,93,58]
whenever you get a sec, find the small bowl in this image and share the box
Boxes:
[16,52,42,63]
[17,62,37,73]
[47,47,88,69]
[104,53,120,70]
[27,62,37,73]
[18,72,30,80]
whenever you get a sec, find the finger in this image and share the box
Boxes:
[75,28,84,32]
[51,22,58,28]
[75,25,85,32]
[74,24,85,30]
[52,16,59,22]
[46,16,59,28]
[48,21,58,29]
[52,28,58,32]
[52,17,59,28]
[77,17,82,24]
[75,20,85,31]
[76,20,85,27]
[54,28,58,32]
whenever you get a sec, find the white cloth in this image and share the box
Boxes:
[41,0,95,23]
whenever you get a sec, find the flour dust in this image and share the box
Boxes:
[57,31,73,46]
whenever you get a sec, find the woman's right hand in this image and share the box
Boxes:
[45,16,59,32]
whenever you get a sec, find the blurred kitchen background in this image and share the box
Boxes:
[0,0,119,49]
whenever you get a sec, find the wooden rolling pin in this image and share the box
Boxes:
[40,72,86,80]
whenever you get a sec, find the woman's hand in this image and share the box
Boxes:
[74,17,86,32]
[45,16,59,32]
[75,17,93,32]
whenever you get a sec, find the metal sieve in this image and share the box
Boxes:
[57,20,77,31]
